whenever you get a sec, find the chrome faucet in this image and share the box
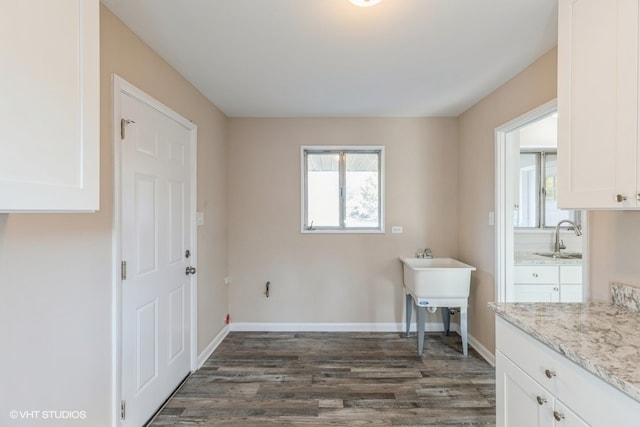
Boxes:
[554,220,582,253]
[417,248,433,259]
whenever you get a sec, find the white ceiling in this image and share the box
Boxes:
[101,0,558,118]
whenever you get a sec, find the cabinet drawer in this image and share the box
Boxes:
[513,266,557,284]
[559,265,582,284]
[496,316,640,425]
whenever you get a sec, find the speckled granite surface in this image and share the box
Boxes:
[488,301,640,403]
[514,251,582,265]
[612,283,640,312]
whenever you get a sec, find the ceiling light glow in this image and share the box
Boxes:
[349,0,382,7]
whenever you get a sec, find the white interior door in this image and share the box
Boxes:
[120,90,194,426]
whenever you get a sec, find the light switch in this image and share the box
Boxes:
[488,211,495,226]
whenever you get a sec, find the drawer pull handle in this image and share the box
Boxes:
[536,396,547,405]
[532,273,538,278]
[553,411,565,421]
[545,369,556,379]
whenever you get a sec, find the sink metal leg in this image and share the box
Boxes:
[461,306,468,356]
[416,305,425,356]
[405,294,413,337]
[441,307,451,336]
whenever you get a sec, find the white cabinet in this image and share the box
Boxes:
[513,266,559,302]
[0,0,100,211]
[496,316,640,427]
[496,352,587,426]
[557,0,640,209]
[513,265,582,303]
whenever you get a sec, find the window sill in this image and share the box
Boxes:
[301,229,385,234]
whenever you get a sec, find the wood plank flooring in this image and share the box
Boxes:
[149,332,495,426]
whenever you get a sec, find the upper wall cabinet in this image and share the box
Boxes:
[558,0,640,209]
[0,0,99,212]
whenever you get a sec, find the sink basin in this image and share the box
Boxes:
[533,252,582,260]
[401,257,476,299]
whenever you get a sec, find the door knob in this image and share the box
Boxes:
[185,266,196,275]
[616,194,627,202]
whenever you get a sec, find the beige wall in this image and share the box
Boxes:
[0,7,228,426]
[589,211,640,301]
[228,118,458,324]
[457,47,558,353]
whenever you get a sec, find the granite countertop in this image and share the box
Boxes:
[489,292,640,403]
[514,251,582,265]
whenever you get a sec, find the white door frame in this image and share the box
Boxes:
[111,74,198,426]
[494,98,589,303]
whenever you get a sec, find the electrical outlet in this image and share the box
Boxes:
[224,276,230,285]
[391,226,403,234]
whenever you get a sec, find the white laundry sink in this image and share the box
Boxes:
[401,257,476,300]
[400,257,476,357]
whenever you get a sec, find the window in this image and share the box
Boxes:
[302,147,384,232]
[516,150,580,228]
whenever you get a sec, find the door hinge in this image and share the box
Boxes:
[120,118,135,139]
[120,400,126,420]
[121,261,127,281]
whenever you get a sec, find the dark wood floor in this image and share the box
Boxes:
[150,331,496,426]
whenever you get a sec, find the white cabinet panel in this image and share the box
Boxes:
[559,265,582,284]
[513,285,560,303]
[0,0,99,211]
[558,0,640,209]
[496,351,554,427]
[559,285,582,303]
[554,400,589,427]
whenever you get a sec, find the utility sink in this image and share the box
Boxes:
[401,257,477,300]
[534,252,582,260]
[400,257,476,357]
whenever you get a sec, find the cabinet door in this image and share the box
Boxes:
[559,265,582,302]
[513,285,560,303]
[496,351,554,427]
[559,265,582,284]
[557,0,639,209]
[0,0,99,211]
[559,285,582,303]
[553,400,590,427]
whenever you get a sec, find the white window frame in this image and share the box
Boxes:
[517,149,581,230]
[301,146,385,233]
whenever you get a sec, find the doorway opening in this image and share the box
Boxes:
[495,100,588,303]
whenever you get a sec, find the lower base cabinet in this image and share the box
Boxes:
[513,265,582,303]
[497,351,587,426]
[496,316,640,426]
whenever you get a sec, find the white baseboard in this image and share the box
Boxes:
[468,333,495,367]
[197,324,230,369]
[230,322,456,333]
